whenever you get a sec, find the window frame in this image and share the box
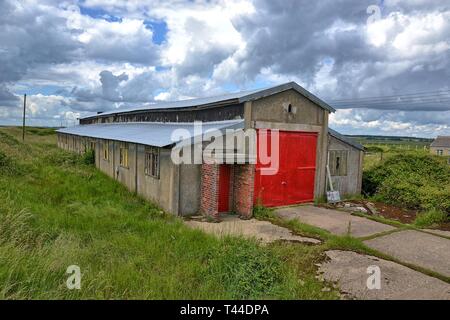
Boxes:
[119,142,129,168]
[102,140,109,161]
[144,146,160,179]
[329,150,348,177]
[437,149,443,156]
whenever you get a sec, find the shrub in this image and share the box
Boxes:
[414,210,448,228]
[44,149,95,167]
[363,153,450,212]
[81,149,95,165]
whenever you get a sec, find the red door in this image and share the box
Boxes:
[218,164,231,213]
[254,130,317,207]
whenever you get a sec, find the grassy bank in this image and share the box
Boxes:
[0,127,335,300]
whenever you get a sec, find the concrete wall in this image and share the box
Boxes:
[430,147,450,156]
[179,164,201,215]
[57,132,201,216]
[327,135,363,196]
[137,146,178,214]
[247,89,329,199]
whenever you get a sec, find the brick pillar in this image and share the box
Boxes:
[233,164,255,219]
[200,163,220,220]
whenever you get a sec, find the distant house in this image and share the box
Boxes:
[430,136,450,156]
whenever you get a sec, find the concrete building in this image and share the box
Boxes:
[57,82,364,219]
[430,136,450,156]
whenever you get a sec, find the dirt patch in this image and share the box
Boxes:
[435,222,450,232]
[321,200,417,224]
[185,214,321,245]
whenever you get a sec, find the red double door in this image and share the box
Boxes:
[254,130,318,207]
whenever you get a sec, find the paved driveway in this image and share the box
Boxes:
[365,230,450,277]
[319,250,450,300]
[276,205,450,299]
[275,205,395,238]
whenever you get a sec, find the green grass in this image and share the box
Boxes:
[0,127,338,300]
[414,210,449,228]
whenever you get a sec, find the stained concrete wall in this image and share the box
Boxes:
[327,135,363,196]
[248,89,329,199]
[179,164,201,215]
[57,132,200,216]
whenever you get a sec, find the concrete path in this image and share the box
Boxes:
[275,205,395,238]
[424,229,450,238]
[185,215,321,244]
[364,230,450,278]
[319,250,450,300]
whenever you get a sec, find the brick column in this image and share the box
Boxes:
[233,164,255,219]
[200,163,220,220]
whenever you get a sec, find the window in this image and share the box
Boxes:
[329,150,348,176]
[90,141,96,151]
[120,143,129,168]
[102,140,109,161]
[437,149,443,156]
[145,147,160,178]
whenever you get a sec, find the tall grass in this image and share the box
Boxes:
[0,127,334,300]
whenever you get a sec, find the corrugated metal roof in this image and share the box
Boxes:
[80,82,335,120]
[328,128,365,151]
[430,136,450,148]
[56,120,244,147]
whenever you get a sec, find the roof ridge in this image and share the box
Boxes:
[80,81,335,120]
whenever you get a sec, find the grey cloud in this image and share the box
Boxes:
[0,85,19,107]
[232,0,449,105]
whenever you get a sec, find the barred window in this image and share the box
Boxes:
[329,150,348,176]
[120,143,129,168]
[102,140,109,161]
[145,147,160,178]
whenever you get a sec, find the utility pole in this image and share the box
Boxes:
[22,94,27,141]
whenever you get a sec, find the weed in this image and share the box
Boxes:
[414,210,449,228]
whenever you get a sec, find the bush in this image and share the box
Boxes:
[81,149,95,165]
[363,153,450,212]
[44,149,95,167]
[414,210,449,228]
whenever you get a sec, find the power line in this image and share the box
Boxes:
[331,95,450,105]
[332,98,450,107]
[329,89,450,103]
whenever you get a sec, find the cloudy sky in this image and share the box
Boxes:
[0,0,449,137]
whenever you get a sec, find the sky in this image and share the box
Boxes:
[0,0,449,137]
